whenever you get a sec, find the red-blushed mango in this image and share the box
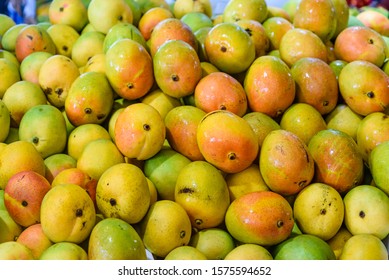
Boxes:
[334,26,387,67]
[114,103,166,161]
[51,167,98,210]
[149,18,198,57]
[138,7,174,41]
[153,39,202,99]
[293,0,337,43]
[194,72,247,117]
[356,10,389,36]
[4,171,51,227]
[338,60,389,116]
[65,72,114,127]
[164,105,206,161]
[225,191,294,246]
[196,110,259,174]
[14,25,56,63]
[0,141,46,190]
[279,28,328,67]
[291,57,338,115]
[16,223,53,260]
[204,22,255,75]
[259,129,314,196]
[105,38,154,100]
[244,55,295,118]
[308,129,364,194]
[48,0,88,32]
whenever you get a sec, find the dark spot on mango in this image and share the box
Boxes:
[320,209,326,215]
[368,38,374,44]
[59,7,64,12]
[143,124,151,131]
[75,209,83,217]
[180,230,186,239]
[195,219,203,226]
[43,87,53,95]
[26,34,33,40]
[62,45,68,52]
[84,108,92,114]
[323,100,329,106]
[298,180,307,188]
[110,198,116,206]
[171,74,179,82]
[220,105,226,110]
[366,91,374,98]
[55,88,63,96]
[32,136,39,144]
[118,15,123,21]
[359,210,365,218]
[127,83,134,89]
[245,28,253,36]
[220,46,227,52]
[277,220,284,228]
[21,200,28,207]
[178,187,194,194]
[228,152,236,160]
